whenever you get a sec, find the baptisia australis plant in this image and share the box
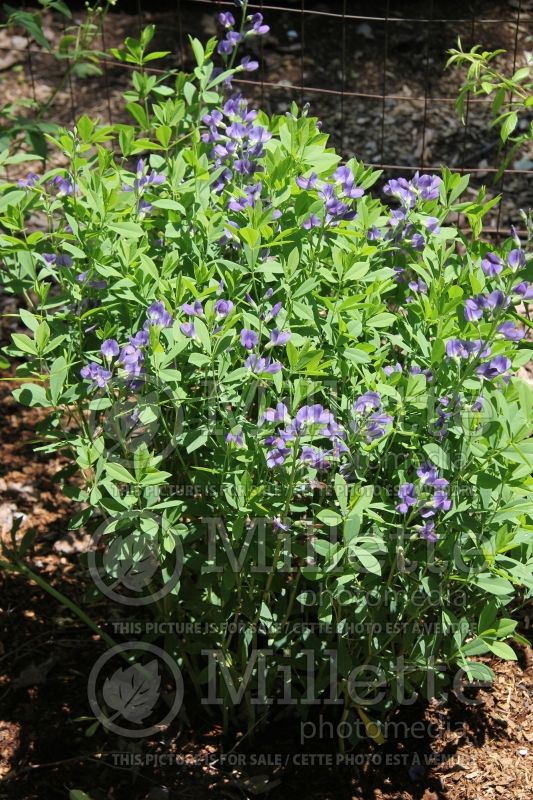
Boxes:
[1,1,533,743]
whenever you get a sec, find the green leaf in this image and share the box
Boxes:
[49,355,68,404]
[500,111,517,142]
[473,573,514,596]
[109,222,145,238]
[316,509,342,526]
[486,640,517,660]
[5,7,51,50]
[105,463,136,484]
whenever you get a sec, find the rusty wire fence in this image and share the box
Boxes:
[3,0,533,235]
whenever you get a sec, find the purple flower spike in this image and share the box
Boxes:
[240,328,259,349]
[481,252,503,277]
[101,339,119,359]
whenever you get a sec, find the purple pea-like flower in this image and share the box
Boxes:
[508,248,525,270]
[300,445,331,471]
[80,362,111,389]
[513,281,533,301]
[119,344,144,377]
[273,516,290,532]
[250,12,269,35]
[240,328,259,349]
[296,172,318,190]
[425,216,440,234]
[411,233,425,250]
[367,226,381,240]
[396,483,417,514]
[384,362,402,376]
[433,490,452,513]
[180,322,196,338]
[302,214,321,230]
[354,391,381,414]
[464,297,484,323]
[18,172,39,189]
[481,252,503,277]
[411,172,442,201]
[472,395,484,412]
[226,428,244,447]
[419,521,438,543]
[57,254,73,268]
[146,300,173,328]
[497,321,525,341]
[218,11,235,27]
[52,175,76,196]
[477,355,512,380]
[270,302,282,318]
[485,290,507,311]
[101,339,119,359]
[240,56,259,72]
[214,299,234,318]
[262,402,289,424]
[270,328,291,346]
[43,253,57,265]
[416,462,439,486]
[365,413,393,441]
[182,300,204,317]
[245,354,282,374]
[130,330,149,347]
[266,437,291,468]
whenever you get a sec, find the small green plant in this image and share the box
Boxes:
[447,41,533,178]
[0,0,115,160]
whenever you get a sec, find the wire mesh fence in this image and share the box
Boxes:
[4,0,533,235]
